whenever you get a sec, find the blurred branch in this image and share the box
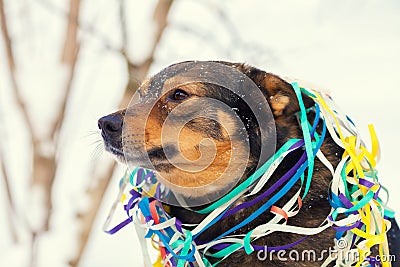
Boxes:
[70,1,174,266]
[62,0,80,64]
[27,1,81,267]
[149,0,173,65]
[121,0,174,107]
[30,0,81,231]
[214,4,242,47]
[55,2,81,137]
[1,2,44,266]
[172,23,229,57]
[69,161,116,267]
[0,0,36,143]
[50,45,80,140]
[0,2,19,240]
[119,0,127,52]
[215,6,278,64]
[0,0,14,70]
[30,0,81,240]
[36,0,122,53]
[0,147,19,243]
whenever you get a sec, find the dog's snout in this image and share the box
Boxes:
[98,114,123,138]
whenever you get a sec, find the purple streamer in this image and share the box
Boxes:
[221,140,306,220]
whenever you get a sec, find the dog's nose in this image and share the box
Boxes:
[98,114,123,138]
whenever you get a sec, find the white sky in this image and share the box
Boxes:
[0,0,399,266]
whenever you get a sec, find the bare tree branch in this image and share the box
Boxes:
[0,148,19,243]
[140,0,173,77]
[0,6,19,238]
[0,0,36,143]
[119,0,127,52]
[36,0,122,53]
[123,0,173,100]
[2,1,80,232]
[70,1,175,266]
[1,5,43,267]
[148,0,173,64]
[0,0,14,70]
[51,43,80,141]
[69,161,117,267]
[30,231,39,267]
[213,4,277,64]
[28,0,81,233]
[62,0,80,65]
[54,0,81,141]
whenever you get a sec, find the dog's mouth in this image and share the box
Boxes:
[104,140,213,174]
[103,141,125,162]
[104,139,165,169]
[104,142,140,163]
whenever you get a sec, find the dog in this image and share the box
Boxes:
[99,61,400,266]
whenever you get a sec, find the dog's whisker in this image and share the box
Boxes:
[83,130,101,138]
[90,142,104,163]
[88,139,102,147]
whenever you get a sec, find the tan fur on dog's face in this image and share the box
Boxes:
[122,79,251,196]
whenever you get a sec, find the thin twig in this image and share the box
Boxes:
[139,0,173,77]
[0,0,46,247]
[119,0,127,52]
[122,0,174,105]
[61,0,80,64]
[32,0,81,233]
[68,161,117,267]
[51,43,80,141]
[0,0,36,143]
[0,149,19,243]
[28,1,81,266]
[35,0,122,53]
[51,0,81,140]
[30,231,38,267]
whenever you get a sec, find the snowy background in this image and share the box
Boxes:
[0,0,399,267]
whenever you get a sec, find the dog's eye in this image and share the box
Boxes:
[169,89,190,101]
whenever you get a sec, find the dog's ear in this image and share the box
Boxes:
[216,62,314,117]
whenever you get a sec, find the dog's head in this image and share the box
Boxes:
[99,61,313,199]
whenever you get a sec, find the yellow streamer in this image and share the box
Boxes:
[311,90,392,267]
